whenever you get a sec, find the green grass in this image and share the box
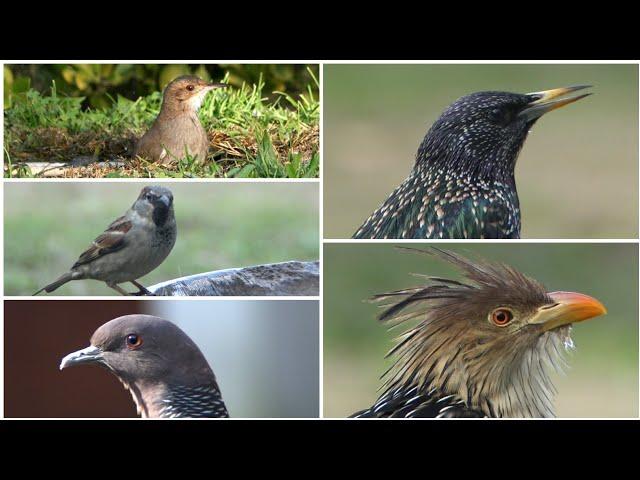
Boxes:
[4,183,319,295]
[4,70,319,178]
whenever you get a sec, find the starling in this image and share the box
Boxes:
[60,315,229,418]
[134,75,227,165]
[351,248,607,418]
[353,86,591,239]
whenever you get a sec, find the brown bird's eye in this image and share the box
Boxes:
[186,84,195,91]
[126,334,143,349]
[490,308,513,326]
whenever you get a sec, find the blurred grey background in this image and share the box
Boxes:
[4,182,319,295]
[323,243,638,418]
[5,300,319,418]
[323,64,638,238]
[148,300,319,418]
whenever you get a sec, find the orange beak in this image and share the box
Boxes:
[530,291,607,332]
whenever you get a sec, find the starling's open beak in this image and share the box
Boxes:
[60,345,104,370]
[530,291,607,332]
[519,85,592,122]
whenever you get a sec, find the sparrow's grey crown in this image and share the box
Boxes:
[60,314,228,418]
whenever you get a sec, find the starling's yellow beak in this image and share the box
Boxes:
[530,291,607,332]
[519,85,592,121]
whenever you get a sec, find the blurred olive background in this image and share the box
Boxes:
[323,64,638,238]
[4,64,319,109]
[4,182,318,295]
[5,300,319,418]
[324,243,638,418]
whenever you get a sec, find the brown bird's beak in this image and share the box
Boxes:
[207,82,228,90]
[60,345,104,370]
[519,85,592,122]
[530,291,607,332]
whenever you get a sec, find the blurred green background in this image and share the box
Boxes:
[324,243,638,418]
[4,64,320,109]
[323,64,638,238]
[4,182,318,295]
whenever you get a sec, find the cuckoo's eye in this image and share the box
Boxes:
[186,84,195,91]
[126,334,143,349]
[490,308,513,326]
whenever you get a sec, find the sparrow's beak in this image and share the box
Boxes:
[60,345,104,370]
[159,194,171,208]
[529,291,607,332]
[207,82,228,90]
[518,85,592,122]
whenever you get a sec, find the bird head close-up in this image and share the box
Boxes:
[352,85,592,239]
[60,315,227,418]
[355,248,607,418]
[162,75,228,114]
[421,85,591,179]
[133,185,175,227]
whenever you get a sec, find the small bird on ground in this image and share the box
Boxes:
[353,86,592,239]
[34,185,176,296]
[134,75,227,165]
[351,248,607,418]
[60,315,229,418]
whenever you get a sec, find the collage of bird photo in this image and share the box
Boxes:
[1,62,638,420]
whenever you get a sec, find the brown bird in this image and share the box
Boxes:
[33,186,176,296]
[134,75,227,165]
[351,248,607,418]
[60,315,229,418]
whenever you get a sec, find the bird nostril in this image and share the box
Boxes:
[540,303,560,310]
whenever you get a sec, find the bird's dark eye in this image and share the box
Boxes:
[126,334,143,349]
[186,84,195,91]
[145,193,153,201]
[490,308,513,326]
[488,107,514,126]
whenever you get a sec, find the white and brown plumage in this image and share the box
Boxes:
[352,248,607,418]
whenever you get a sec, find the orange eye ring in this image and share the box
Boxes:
[490,308,513,327]
[126,334,143,349]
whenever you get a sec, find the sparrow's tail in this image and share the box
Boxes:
[33,272,74,295]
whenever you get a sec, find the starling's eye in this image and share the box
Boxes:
[490,308,514,327]
[488,107,514,126]
[186,84,195,91]
[126,334,143,349]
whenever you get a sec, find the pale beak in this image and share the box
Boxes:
[529,291,607,332]
[60,345,104,370]
[518,85,592,122]
[207,82,228,90]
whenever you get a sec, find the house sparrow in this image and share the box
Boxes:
[34,186,177,296]
[133,75,227,165]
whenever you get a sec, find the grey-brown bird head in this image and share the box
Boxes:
[60,315,228,418]
[133,185,174,227]
[353,248,606,418]
[161,75,227,115]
